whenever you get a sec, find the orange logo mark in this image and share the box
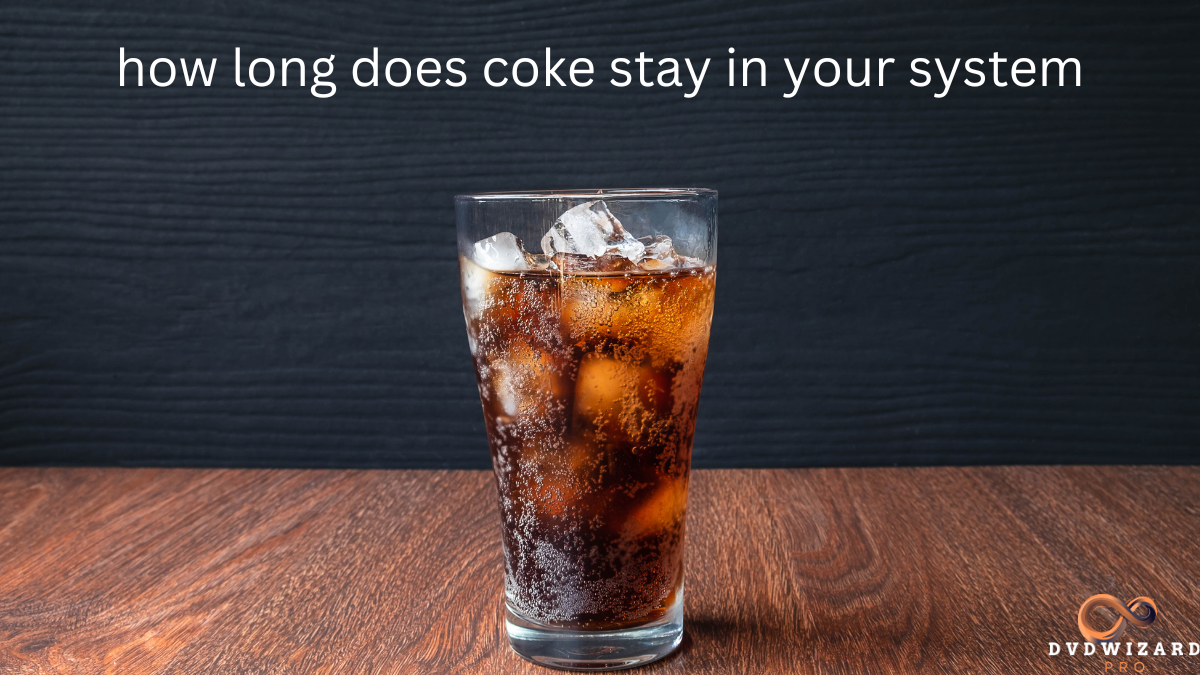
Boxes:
[1078,595,1157,644]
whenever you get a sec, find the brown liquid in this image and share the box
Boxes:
[461,256,716,630]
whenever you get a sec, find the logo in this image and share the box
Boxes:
[1079,595,1157,644]
[1050,591,1199,668]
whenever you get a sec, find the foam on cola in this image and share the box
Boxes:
[461,200,715,629]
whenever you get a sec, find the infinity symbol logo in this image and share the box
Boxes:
[1078,594,1157,644]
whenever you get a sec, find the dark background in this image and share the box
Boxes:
[2,1,1197,468]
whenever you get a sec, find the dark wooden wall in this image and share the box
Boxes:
[2,0,1197,468]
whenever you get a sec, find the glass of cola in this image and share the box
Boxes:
[456,189,717,670]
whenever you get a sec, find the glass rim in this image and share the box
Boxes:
[455,187,716,202]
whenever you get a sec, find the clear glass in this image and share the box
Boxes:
[456,189,717,670]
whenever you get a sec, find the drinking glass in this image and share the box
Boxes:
[456,189,717,670]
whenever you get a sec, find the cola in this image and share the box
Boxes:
[460,204,716,631]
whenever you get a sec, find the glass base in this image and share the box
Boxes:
[504,592,684,671]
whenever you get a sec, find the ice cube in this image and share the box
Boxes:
[639,259,673,271]
[541,201,646,262]
[473,232,530,271]
[622,477,688,540]
[489,343,564,420]
[573,355,639,417]
[459,256,491,315]
[635,235,676,270]
[636,235,707,271]
[526,253,556,271]
[638,235,678,270]
[553,252,638,274]
[640,235,675,261]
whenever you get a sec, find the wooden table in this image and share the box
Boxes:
[1,467,1198,674]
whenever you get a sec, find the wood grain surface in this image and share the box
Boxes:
[2,466,1198,674]
[2,1,1199,468]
